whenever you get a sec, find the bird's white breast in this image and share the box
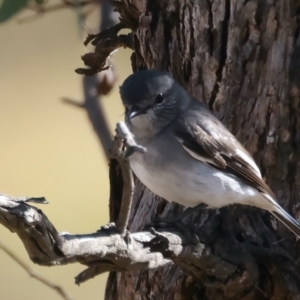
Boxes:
[129,132,263,209]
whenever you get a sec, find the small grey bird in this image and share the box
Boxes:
[120,70,300,237]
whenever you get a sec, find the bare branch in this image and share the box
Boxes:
[0,193,164,277]
[61,97,85,108]
[75,22,133,76]
[109,122,146,235]
[83,22,126,46]
[71,1,119,160]
[0,192,239,285]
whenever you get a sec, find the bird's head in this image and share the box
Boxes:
[120,70,189,138]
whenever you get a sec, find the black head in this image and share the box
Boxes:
[120,70,190,137]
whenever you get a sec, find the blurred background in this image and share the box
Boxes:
[0,1,131,299]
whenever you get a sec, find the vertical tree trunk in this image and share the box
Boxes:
[106,0,300,299]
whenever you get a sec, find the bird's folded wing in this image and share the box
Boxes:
[174,112,275,198]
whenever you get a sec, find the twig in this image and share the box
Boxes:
[0,239,73,300]
[77,0,118,160]
[61,97,85,108]
[83,22,126,46]
[76,15,133,77]
[0,193,48,204]
[110,122,146,235]
[75,32,133,76]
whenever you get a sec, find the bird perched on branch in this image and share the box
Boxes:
[120,70,300,237]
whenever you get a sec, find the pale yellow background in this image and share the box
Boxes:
[0,4,131,300]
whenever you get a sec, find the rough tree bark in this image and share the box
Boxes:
[106,0,300,299]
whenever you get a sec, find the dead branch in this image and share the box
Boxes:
[109,122,146,234]
[63,1,119,160]
[75,22,133,76]
[0,192,235,285]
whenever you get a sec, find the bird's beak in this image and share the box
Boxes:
[128,107,145,119]
[129,109,140,119]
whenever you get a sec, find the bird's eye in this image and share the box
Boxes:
[154,93,165,105]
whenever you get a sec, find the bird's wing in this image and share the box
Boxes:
[173,105,275,198]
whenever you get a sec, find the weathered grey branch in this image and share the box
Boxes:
[4,190,296,296]
[106,121,147,235]
[109,122,133,234]
[0,193,238,285]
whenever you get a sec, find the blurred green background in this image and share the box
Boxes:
[0,3,131,300]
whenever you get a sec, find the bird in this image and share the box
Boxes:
[119,69,300,238]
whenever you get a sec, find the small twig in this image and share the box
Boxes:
[61,97,85,108]
[110,122,146,235]
[63,1,119,160]
[83,22,126,46]
[0,239,73,300]
[74,1,118,160]
[109,124,132,235]
[75,21,133,76]
[0,194,48,204]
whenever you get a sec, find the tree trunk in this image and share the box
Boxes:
[106,0,300,299]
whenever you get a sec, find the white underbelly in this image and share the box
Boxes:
[130,152,261,209]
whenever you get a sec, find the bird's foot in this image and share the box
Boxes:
[98,222,132,243]
[149,217,199,245]
[98,222,118,234]
[149,204,207,244]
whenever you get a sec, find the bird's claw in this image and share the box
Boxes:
[115,122,147,157]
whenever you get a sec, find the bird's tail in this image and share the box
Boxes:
[261,193,300,238]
